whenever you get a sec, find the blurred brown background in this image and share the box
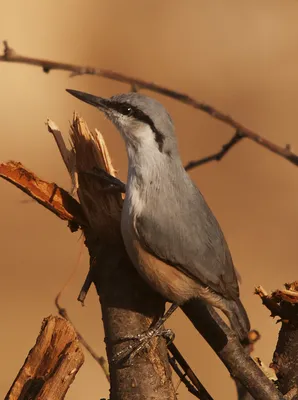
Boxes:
[1,0,298,398]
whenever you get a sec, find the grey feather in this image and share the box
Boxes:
[134,159,239,300]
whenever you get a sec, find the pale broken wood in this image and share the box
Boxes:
[47,118,78,194]
[69,113,123,237]
[5,316,84,400]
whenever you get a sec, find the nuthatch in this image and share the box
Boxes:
[67,89,250,344]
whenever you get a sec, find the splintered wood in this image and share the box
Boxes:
[70,114,123,238]
[48,114,123,239]
[5,316,84,400]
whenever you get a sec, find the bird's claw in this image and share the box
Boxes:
[112,328,175,365]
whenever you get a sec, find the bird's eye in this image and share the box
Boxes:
[120,105,133,116]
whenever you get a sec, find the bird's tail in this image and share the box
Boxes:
[224,298,251,342]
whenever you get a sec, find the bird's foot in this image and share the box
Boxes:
[80,167,126,193]
[112,328,175,365]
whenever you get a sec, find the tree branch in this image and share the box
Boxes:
[1,40,298,170]
[182,299,284,400]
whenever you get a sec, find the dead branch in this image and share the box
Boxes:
[256,281,298,397]
[0,161,87,231]
[5,315,84,400]
[167,343,213,400]
[1,40,298,170]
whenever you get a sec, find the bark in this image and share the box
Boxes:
[272,322,298,399]
[5,316,84,400]
[262,282,298,399]
[89,240,176,400]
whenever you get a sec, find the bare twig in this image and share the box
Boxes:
[55,293,110,382]
[168,356,201,399]
[184,131,244,170]
[2,40,298,170]
[167,342,213,400]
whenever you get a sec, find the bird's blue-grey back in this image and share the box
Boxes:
[133,157,239,300]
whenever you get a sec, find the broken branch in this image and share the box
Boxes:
[5,316,84,400]
[256,281,298,397]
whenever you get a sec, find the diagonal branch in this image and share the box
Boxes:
[167,342,213,400]
[182,299,284,400]
[2,40,298,170]
[0,161,87,231]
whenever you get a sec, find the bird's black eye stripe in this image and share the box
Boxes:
[109,102,134,116]
[109,101,165,152]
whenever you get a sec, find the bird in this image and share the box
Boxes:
[66,88,250,344]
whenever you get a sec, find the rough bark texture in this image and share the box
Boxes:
[272,323,298,399]
[89,239,176,400]
[5,316,84,400]
[256,282,298,399]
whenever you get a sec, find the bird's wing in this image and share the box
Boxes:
[134,184,239,300]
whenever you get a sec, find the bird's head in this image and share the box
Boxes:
[66,89,177,156]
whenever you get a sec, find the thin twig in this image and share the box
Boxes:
[2,40,298,170]
[167,342,213,400]
[55,292,110,382]
[168,356,201,399]
[184,131,244,170]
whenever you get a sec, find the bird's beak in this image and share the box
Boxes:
[66,89,107,110]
